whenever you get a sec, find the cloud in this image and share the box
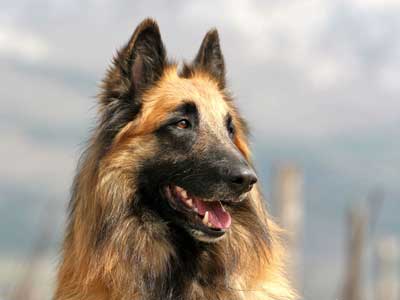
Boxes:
[0,62,92,194]
[0,60,96,121]
[352,0,400,9]
[0,25,49,62]
[0,0,399,142]
[0,127,76,194]
[175,0,400,139]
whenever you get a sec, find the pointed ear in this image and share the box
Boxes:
[122,18,166,93]
[193,29,225,88]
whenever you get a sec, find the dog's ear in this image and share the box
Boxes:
[98,19,166,151]
[102,18,165,102]
[193,29,225,88]
[123,18,166,93]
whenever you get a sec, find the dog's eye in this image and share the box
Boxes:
[175,119,191,129]
[227,119,235,138]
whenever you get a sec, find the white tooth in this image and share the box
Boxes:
[221,205,226,212]
[181,190,187,199]
[186,199,193,207]
[208,222,213,227]
[194,207,198,213]
[202,211,209,225]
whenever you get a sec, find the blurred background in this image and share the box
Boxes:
[0,1,399,299]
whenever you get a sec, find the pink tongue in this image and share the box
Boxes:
[194,198,231,229]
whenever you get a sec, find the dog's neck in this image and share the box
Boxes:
[129,221,241,300]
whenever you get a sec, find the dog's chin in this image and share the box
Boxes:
[163,184,247,243]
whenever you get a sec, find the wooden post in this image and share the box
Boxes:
[342,205,368,300]
[274,164,303,290]
[374,236,399,300]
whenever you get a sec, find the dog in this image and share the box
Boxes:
[54,18,295,300]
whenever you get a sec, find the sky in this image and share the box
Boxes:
[0,1,399,300]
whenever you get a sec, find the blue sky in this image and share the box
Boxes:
[1,1,399,299]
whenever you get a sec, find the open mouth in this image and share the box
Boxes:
[164,185,232,237]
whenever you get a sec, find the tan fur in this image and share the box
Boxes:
[55,60,295,300]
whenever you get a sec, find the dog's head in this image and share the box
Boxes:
[98,19,257,243]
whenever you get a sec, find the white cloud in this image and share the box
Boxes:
[306,55,360,90]
[1,0,399,141]
[378,63,400,92]
[179,0,400,139]
[0,26,49,62]
[352,0,400,9]
[0,64,93,126]
[0,127,76,194]
[181,0,330,64]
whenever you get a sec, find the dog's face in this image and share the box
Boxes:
[138,71,257,242]
[101,19,257,242]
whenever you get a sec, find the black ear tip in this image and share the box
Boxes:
[127,18,163,51]
[205,28,220,42]
[136,17,161,35]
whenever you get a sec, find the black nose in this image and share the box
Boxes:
[229,166,258,193]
